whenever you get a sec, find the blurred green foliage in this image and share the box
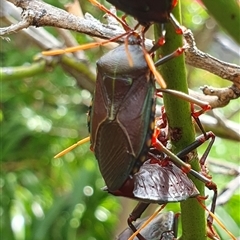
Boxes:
[1,0,239,240]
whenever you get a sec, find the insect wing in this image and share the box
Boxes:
[90,44,156,191]
[117,211,177,240]
[133,160,199,203]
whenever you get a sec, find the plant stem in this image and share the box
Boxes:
[201,0,240,45]
[1,59,47,81]
[154,1,206,240]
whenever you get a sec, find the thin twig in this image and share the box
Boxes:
[184,29,240,87]
[216,175,240,206]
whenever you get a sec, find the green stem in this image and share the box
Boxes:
[201,0,240,45]
[1,59,47,81]
[0,55,95,93]
[154,2,206,240]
